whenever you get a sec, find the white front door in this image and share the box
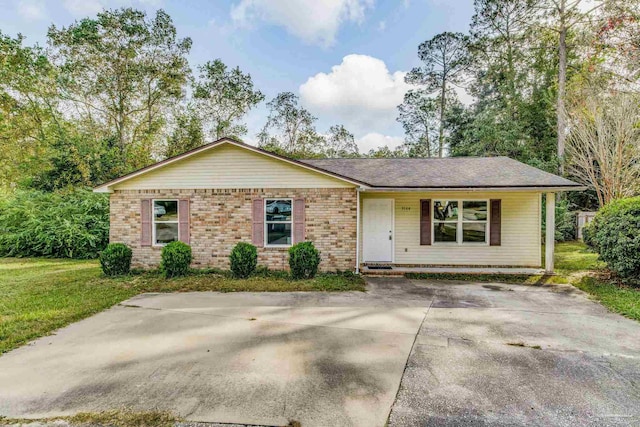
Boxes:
[362,199,394,262]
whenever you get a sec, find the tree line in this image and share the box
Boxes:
[1,2,639,208]
[0,8,358,192]
[389,0,639,208]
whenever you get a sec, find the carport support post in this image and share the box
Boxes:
[545,192,555,274]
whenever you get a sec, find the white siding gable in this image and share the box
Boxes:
[113,143,355,190]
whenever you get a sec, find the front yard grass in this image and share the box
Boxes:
[0,258,365,355]
[0,409,178,427]
[543,241,639,321]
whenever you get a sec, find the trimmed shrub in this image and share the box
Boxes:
[229,242,258,278]
[288,241,321,280]
[0,188,109,259]
[160,241,192,278]
[588,197,640,281]
[582,221,596,250]
[100,243,132,276]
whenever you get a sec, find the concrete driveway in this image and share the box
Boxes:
[1,278,639,426]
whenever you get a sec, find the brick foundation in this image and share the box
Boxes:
[109,188,357,272]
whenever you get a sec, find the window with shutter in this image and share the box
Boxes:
[432,199,489,244]
[264,199,292,246]
[178,199,190,245]
[141,199,151,247]
[252,199,264,247]
[293,198,305,243]
[490,199,502,246]
[151,200,180,245]
[420,199,431,245]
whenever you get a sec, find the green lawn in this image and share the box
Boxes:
[550,240,605,272]
[0,258,365,355]
[548,242,639,321]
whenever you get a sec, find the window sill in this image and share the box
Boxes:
[432,242,489,246]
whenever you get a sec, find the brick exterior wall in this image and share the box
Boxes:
[109,188,357,272]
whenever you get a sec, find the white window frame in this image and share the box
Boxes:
[152,199,180,247]
[264,198,293,248]
[432,199,489,245]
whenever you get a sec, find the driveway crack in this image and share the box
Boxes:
[386,295,435,425]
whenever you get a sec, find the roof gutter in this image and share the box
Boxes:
[360,186,587,192]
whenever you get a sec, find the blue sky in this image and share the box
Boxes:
[0,0,474,152]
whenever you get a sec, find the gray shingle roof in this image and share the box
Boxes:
[301,157,582,189]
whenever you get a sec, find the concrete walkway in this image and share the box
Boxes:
[1,278,639,426]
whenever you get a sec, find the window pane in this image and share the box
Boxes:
[267,223,292,245]
[154,200,178,222]
[434,222,457,242]
[463,222,486,242]
[266,200,292,221]
[463,201,487,221]
[155,223,178,244]
[434,200,458,221]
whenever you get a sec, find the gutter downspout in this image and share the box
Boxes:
[355,187,361,274]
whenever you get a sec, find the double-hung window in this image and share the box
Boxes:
[265,199,292,246]
[153,200,179,245]
[433,200,488,244]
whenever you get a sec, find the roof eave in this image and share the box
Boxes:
[361,185,587,192]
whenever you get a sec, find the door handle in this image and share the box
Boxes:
[389,231,392,241]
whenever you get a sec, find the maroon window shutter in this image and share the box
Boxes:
[141,199,152,247]
[178,199,190,245]
[490,199,501,246]
[420,199,431,245]
[293,198,306,243]
[252,199,264,247]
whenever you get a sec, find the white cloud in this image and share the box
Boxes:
[453,85,474,106]
[300,54,411,133]
[230,0,374,47]
[356,133,404,153]
[63,0,103,17]
[377,20,386,31]
[16,0,46,20]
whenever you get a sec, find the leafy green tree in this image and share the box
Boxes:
[0,32,62,189]
[164,107,204,158]
[452,0,560,171]
[366,145,407,158]
[469,0,534,114]
[537,0,605,171]
[32,131,122,191]
[324,125,359,157]
[193,59,265,140]
[258,92,323,158]
[406,32,470,157]
[47,8,192,175]
[397,89,440,157]
[587,1,640,89]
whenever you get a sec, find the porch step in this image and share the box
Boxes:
[361,266,546,276]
